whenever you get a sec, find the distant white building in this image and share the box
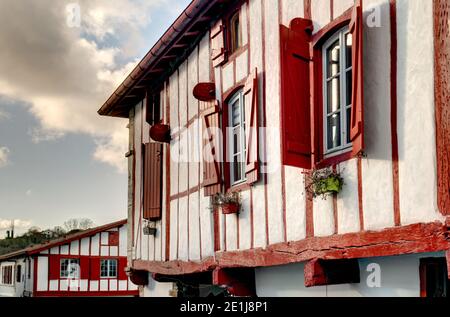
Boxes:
[0,220,139,297]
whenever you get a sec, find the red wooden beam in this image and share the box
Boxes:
[213,268,256,297]
[304,258,360,287]
[132,222,450,276]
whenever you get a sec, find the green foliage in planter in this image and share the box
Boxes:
[306,168,344,199]
[211,191,242,209]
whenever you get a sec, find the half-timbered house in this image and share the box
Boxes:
[0,220,139,297]
[98,0,450,297]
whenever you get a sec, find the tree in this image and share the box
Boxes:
[64,218,94,232]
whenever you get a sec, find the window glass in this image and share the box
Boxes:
[228,90,247,185]
[60,259,79,279]
[324,28,352,154]
[100,259,118,278]
[230,11,242,54]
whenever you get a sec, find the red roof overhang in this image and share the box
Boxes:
[98,0,234,118]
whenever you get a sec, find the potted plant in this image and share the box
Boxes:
[305,168,344,199]
[212,192,242,215]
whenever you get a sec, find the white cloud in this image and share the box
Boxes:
[0,219,32,230]
[0,147,10,168]
[0,0,171,173]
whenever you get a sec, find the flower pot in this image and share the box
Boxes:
[150,124,171,143]
[222,202,240,215]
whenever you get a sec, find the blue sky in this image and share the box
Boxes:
[0,0,191,235]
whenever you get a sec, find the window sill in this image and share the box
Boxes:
[226,181,250,194]
[316,150,353,169]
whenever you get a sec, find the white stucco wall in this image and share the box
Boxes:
[255,253,445,297]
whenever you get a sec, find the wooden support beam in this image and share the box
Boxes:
[213,268,256,297]
[304,259,360,287]
[133,222,450,277]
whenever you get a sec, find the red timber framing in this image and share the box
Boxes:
[433,0,450,216]
[0,220,140,297]
[133,222,450,284]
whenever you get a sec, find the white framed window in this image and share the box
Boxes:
[60,259,79,279]
[323,27,353,155]
[1,265,14,285]
[100,259,117,278]
[228,90,247,185]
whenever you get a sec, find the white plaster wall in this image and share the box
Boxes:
[188,192,201,260]
[337,159,360,234]
[396,0,441,225]
[281,0,304,26]
[222,62,234,93]
[80,238,89,256]
[311,0,331,33]
[313,196,334,237]
[235,51,248,83]
[334,0,354,18]
[264,0,284,245]
[134,101,144,260]
[142,273,174,297]
[169,199,179,261]
[225,213,238,251]
[91,233,99,256]
[178,196,189,261]
[70,240,79,255]
[119,225,127,257]
[239,189,252,250]
[285,166,307,242]
[249,0,267,249]
[36,256,48,291]
[256,253,444,297]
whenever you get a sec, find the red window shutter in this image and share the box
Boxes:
[143,143,163,220]
[201,100,222,196]
[48,255,60,280]
[211,19,227,67]
[118,257,128,280]
[243,69,260,185]
[280,18,313,169]
[108,231,119,246]
[80,257,89,280]
[350,0,364,156]
[90,258,100,280]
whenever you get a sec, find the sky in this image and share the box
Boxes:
[0,0,191,236]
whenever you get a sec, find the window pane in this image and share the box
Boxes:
[327,77,340,113]
[327,40,340,78]
[327,114,341,150]
[232,101,240,127]
[233,155,242,182]
[346,33,352,68]
[346,70,352,106]
[233,127,240,155]
[346,108,352,144]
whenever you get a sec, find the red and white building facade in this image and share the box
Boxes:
[0,220,139,297]
[98,0,450,297]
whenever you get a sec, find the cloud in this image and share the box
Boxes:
[0,147,10,168]
[0,219,32,230]
[0,109,10,121]
[0,0,170,172]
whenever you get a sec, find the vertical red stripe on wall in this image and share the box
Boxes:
[304,0,312,20]
[390,0,401,226]
[433,0,450,216]
[330,0,334,20]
